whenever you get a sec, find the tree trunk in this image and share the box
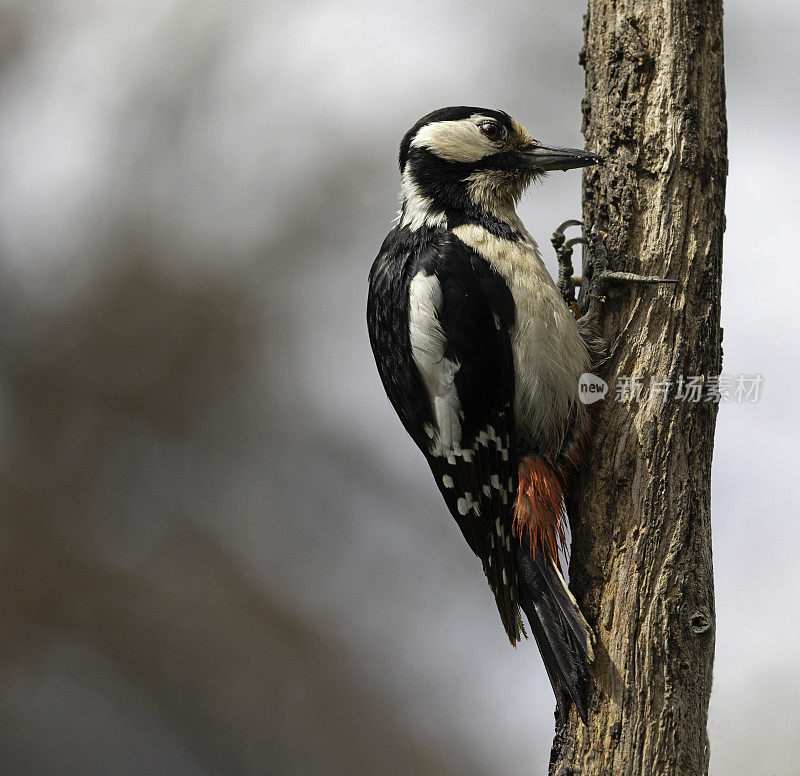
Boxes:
[550,1,727,774]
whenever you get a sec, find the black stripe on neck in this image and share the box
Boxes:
[446,208,522,241]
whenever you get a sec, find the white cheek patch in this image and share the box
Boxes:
[411,117,496,164]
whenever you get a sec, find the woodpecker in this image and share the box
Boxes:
[367,107,606,722]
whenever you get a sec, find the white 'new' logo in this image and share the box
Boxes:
[578,373,608,404]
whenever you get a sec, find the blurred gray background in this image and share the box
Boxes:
[0,0,797,774]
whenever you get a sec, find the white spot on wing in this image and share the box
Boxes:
[463,492,480,516]
[442,475,454,489]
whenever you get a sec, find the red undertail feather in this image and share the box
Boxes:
[514,455,566,564]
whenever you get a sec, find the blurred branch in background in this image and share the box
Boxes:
[0,253,489,775]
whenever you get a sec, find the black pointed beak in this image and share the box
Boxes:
[517,143,604,172]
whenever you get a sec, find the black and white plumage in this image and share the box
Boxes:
[367,107,603,721]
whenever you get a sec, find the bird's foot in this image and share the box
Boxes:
[551,219,586,316]
[577,226,678,319]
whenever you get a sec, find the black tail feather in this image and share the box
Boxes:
[517,546,594,723]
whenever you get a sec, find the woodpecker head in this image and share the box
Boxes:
[398,106,601,230]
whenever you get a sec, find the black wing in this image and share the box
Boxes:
[368,225,524,643]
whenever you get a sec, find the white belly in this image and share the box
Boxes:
[452,223,590,456]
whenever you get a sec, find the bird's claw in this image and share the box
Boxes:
[577,225,677,317]
[551,220,677,322]
[551,220,586,308]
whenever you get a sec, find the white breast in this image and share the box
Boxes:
[452,223,590,456]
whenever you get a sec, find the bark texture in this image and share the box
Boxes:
[550,1,726,774]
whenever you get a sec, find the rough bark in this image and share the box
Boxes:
[550,1,726,774]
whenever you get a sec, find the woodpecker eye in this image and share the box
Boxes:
[479,121,503,141]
